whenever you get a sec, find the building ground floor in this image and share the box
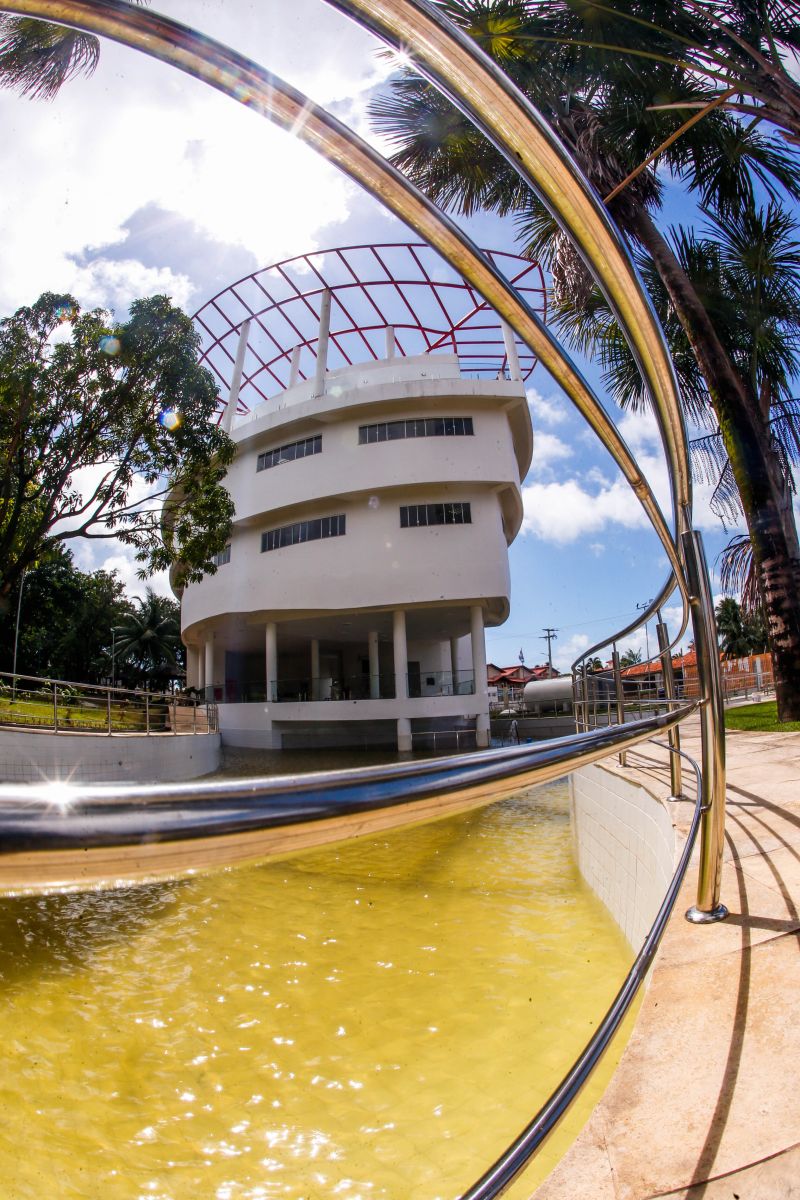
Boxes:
[184,603,492,752]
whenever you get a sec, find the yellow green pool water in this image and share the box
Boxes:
[0,779,634,1199]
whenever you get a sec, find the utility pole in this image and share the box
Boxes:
[636,600,654,661]
[541,627,558,676]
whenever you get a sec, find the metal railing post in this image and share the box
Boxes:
[656,618,682,799]
[681,529,728,923]
[612,647,627,766]
[53,682,58,732]
[172,692,177,735]
[107,687,112,735]
[145,692,150,734]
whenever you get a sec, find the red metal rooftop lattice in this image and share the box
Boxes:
[192,243,546,421]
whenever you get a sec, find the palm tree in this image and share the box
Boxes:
[620,647,643,668]
[370,0,800,719]
[0,3,146,100]
[114,588,183,690]
[516,1,800,147]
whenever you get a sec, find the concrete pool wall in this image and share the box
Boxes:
[570,763,676,949]
[0,727,221,784]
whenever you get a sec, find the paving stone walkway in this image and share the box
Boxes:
[535,718,800,1200]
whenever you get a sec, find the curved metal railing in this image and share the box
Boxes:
[0,0,729,1193]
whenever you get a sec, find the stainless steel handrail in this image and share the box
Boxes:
[0,707,693,890]
[459,739,704,1199]
[1,0,725,920]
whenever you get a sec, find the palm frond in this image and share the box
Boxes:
[0,16,99,99]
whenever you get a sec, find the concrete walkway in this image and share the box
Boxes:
[536,719,800,1200]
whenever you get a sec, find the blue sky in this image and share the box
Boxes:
[0,0,762,672]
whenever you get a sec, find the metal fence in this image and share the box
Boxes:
[0,669,217,736]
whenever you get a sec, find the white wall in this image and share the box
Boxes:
[0,729,220,784]
[570,763,676,949]
[183,488,510,634]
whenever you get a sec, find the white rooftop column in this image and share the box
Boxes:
[288,344,302,387]
[197,643,206,695]
[222,318,251,433]
[310,637,320,701]
[265,621,277,703]
[204,637,215,703]
[470,604,490,748]
[368,630,380,699]
[313,288,332,398]
[385,325,396,359]
[501,320,522,382]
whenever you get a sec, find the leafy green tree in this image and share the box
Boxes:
[620,647,643,668]
[114,587,184,690]
[715,596,770,657]
[371,0,800,719]
[0,544,134,682]
[0,291,235,611]
[585,656,605,672]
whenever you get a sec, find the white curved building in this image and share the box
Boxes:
[180,245,541,752]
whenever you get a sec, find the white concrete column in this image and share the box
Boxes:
[501,319,522,382]
[186,644,199,691]
[385,325,396,359]
[396,716,412,754]
[222,318,251,432]
[310,637,320,702]
[313,288,332,398]
[368,630,380,699]
[393,610,408,701]
[204,638,215,702]
[450,635,460,694]
[470,604,490,748]
[265,621,277,703]
[197,644,205,694]
[288,344,301,387]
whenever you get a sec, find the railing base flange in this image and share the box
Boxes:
[685,903,728,925]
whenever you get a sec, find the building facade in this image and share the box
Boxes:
[178,245,540,751]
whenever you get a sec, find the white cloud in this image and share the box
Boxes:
[68,259,195,313]
[530,431,573,474]
[527,385,569,426]
[521,475,649,543]
[553,632,589,673]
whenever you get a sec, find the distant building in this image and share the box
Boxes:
[177,244,545,752]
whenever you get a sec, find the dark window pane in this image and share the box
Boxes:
[464,417,474,435]
[400,507,409,528]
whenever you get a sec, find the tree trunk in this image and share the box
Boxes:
[632,209,800,720]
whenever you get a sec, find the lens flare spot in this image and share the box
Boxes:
[159,409,181,431]
[99,335,121,356]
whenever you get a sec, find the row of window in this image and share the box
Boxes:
[256,417,474,471]
[257,434,322,472]
[261,513,346,553]
[400,502,472,527]
[223,504,474,557]
[358,417,473,443]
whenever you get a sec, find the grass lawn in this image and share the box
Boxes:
[724,700,800,733]
[0,696,168,732]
